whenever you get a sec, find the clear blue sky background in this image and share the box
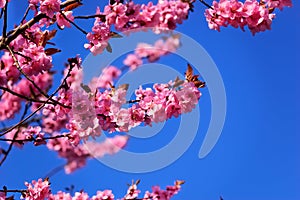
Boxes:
[0,0,299,200]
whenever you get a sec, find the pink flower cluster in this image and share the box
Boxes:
[104,0,190,32]
[47,135,128,173]
[0,72,52,121]
[123,180,184,200]
[94,81,201,133]
[29,0,61,18]
[205,0,292,35]
[70,89,102,142]
[47,135,89,174]
[22,178,51,200]
[56,11,74,29]
[124,35,181,70]
[89,66,121,89]
[85,0,190,55]
[21,179,182,200]
[84,8,111,55]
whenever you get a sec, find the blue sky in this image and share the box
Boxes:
[0,0,299,199]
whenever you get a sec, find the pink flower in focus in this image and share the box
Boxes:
[23,179,51,200]
[40,0,61,18]
[56,11,74,28]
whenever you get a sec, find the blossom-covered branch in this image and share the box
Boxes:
[0,178,184,200]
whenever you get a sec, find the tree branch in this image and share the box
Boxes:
[199,0,214,9]
[0,133,70,142]
[0,103,30,166]
[5,45,70,109]
[0,0,81,49]
[0,60,74,137]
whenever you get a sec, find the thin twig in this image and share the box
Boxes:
[0,0,80,49]
[60,11,87,35]
[0,103,30,166]
[0,117,41,133]
[0,61,74,137]
[0,86,43,102]
[74,14,106,21]
[6,45,50,96]
[199,0,214,9]
[6,45,70,108]
[20,6,30,24]
[0,134,70,142]
[0,189,27,193]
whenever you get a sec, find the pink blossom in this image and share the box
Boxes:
[91,190,115,200]
[205,0,291,34]
[56,11,74,28]
[23,179,51,200]
[267,0,292,10]
[22,126,46,146]
[112,108,131,132]
[123,54,143,71]
[40,0,61,18]
[72,192,89,200]
[90,66,121,89]
[0,192,6,200]
[176,82,200,113]
[84,19,111,55]
[0,0,10,8]
[71,89,101,140]
[84,135,128,158]
[0,90,22,121]
[47,136,89,174]
[124,184,140,200]
[49,191,72,200]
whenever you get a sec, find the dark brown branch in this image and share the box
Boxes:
[0,189,27,193]
[0,133,70,142]
[20,6,30,24]
[199,0,214,9]
[0,86,44,103]
[0,0,80,49]
[126,99,140,104]
[2,0,8,37]
[74,14,106,21]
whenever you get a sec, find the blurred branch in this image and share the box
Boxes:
[0,103,30,166]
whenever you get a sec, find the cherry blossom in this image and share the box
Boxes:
[205,0,292,34]
[56,11,74,29]
[22,178,51,200]
[40,0,61,18]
